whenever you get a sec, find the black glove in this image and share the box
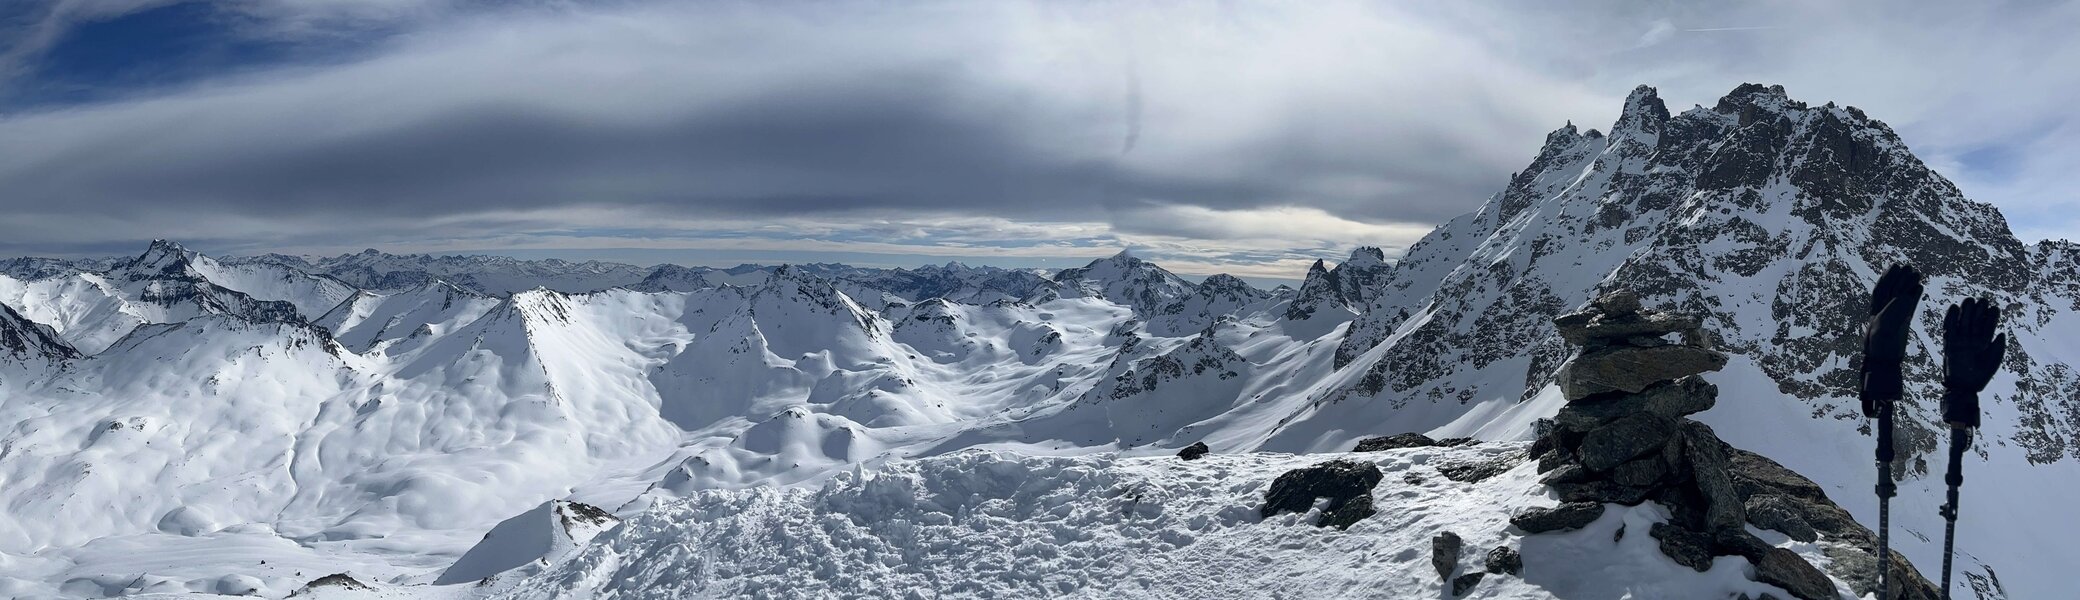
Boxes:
[1860,264,1923,417]
[1940,297,2006,429]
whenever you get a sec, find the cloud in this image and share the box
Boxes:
[0,0,2074,281]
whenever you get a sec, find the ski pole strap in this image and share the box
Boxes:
[1941,390,1982,429]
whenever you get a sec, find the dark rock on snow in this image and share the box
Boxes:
[1450,572,1485,597]
[1484,546,1523,576]
[1432,531,1462,581]
[291,574,370,596]
[1260,460,1382,530]
[1352,432,1438,452]
[1755,547,1838,600]
[1176,441,1210,461]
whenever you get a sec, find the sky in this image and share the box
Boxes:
[0,0,2074,283]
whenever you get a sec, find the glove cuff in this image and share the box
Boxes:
[1940,389,1981,429]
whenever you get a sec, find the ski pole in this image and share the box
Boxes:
[1859,264,1921,600]
[1936,297,2003,600]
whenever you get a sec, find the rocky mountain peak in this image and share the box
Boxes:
[1343,246,1388,269]
[1612,85,1670,137]
[125,239,202,276]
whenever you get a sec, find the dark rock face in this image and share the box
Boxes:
[1352,432,1438,452]
[1484,546,1523,576]
[1450,572,1485,597]
[1509,502,1605,533]
[1260,460,1383,530]
[1177,441,1210,461]
[1432,531,1462,581]
[1744,494,1818,543]
[1755,548,1837,600]
[1579,413,1679,471]
[1650,522,1715,572]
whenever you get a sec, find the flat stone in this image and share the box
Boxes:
[1555,310,1703,347]
[1650,522,1715,572]
[1353,432,1439,452]
[1510,502,1605,533]
[1552,376,1719,429]
[1745,494,1819,543]
[1484,546,1522,576]
[1433,531,1462,581]
[1579,413,1680,472]
[1558,344,1727,400]
[1755,548,1836,600]
[1681,422,1747,533]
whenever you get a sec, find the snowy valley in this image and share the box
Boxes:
[0,84,2075,599]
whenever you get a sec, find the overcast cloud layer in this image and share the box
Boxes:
[0,0,2073,281]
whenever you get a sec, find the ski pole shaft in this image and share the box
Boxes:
[1939,427,1971,600]
[1875,403,1895,600]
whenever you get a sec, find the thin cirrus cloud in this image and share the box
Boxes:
[0,0,2073,282]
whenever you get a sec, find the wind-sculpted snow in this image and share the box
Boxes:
[388,447,1853,600]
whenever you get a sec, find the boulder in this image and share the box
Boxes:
[1755,548,1836,600]
[1510,502,1605,533]
[1260,459,1383,530]
[1745,494,1819,543]
[1558,344,1727,400]
[1579,413,1679,472]
[1432,531,1462,581]
[1353,432,1438,452]
[1552,376,1719,429]
[1176,442,1210,461]
[1484,546,1522,576]
[1649,523,1715,572]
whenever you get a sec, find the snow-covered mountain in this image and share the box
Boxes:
[1,83,2076,599]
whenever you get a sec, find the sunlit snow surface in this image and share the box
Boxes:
[140,445,1851,600]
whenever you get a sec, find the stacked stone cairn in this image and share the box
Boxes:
[1513,289,1841,600]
